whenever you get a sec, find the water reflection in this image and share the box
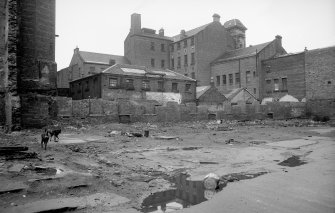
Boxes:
[141,173,218,213]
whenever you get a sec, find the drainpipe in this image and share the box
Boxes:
[238,59,241,88]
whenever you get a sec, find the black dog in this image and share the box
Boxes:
[47,128,61,142]
[41,129,50,150]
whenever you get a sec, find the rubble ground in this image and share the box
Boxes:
[0,118,334,213]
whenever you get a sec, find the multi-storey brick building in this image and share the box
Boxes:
[211,36,286,99]
[124,13,246,86]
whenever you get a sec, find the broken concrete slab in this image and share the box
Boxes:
[4,192,130,213]
[8,163,25,172]
[267,138,318,148]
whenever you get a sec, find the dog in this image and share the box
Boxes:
[46,127,61,142]
[41,129,50,150]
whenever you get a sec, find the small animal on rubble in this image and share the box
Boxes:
[41,129,50,150]
[47,127,62,142]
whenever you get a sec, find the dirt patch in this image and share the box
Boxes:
[278,156,307,167]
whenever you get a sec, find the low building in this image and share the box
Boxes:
[69,64,197,104]
[223,87,258,105]
[57,48,130,91]
[196,85,227,106]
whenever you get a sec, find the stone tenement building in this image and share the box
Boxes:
[124,13,246,86]
[0,0,57,130]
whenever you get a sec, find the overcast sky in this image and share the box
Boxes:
[56,0,335,70]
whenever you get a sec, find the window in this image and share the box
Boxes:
[275,79,280,90]
[235,73,240,85]
[161,44,165,52]
[158,81,164,91]
[183,40,187,48]
[266,79,271,84]
[184,74,188,77]
[184,54,188,66]
[161,60,165,68]
[151,58,155,67]
[89,66,95,73]
[125,79,134,90]
[177,42,181,50]
[254,88,256,94]
[191,72,195,79]
[177,56,181,68]
[222,75,227,85]
[229,74,233,85]
[246,71,251,83]
[172,82,178,92]
[185,84,191,92]
[191,53,195,65]
[253,71,256,78]
[142,80,150,90]
[85,81,89,91]
[170,44,174,52]
[150,42,155,51]
[282,78,287,91]
[216,76,220,86]
[171,58,174,69]
[191,37,194,46]
[109,78,118,87]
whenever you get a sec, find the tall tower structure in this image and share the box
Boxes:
[224,19,247,49]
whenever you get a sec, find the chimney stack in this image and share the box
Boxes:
[74,46,79,54]
[275,35,282,48]
[131,13,141,34]
[180,29,186,38]
[159,28,164,36]
[213,13,220,22]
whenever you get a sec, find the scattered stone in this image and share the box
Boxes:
[153,136,180,140]
[203,173,220,190]
[8,163,25,173]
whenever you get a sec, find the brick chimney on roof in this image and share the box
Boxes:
[180,29,186,39]
[159,28,164,36]
[131,13,141,34]
[213,13,220,22]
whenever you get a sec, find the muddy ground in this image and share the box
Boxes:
[0,118,334,213]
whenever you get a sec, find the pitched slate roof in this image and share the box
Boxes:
[171,23,211,42]
[78,51,130,65]
[213,41,272,64]
[222,87,258,103]
[102,64,196,81]
[223,19,247,30]
[196,86,211,99]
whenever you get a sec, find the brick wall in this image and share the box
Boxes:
[306,99,335,119]
[262,53,305,100]
[305,46,335,100]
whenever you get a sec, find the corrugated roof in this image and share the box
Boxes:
[223,19,247,30]
[171,23,211,42]
[102,64,196,81]
[79,51,130,65]
[213,41,272,63]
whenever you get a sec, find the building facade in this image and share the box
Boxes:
[211,36,286,99]
[124,13,246,86]
[57,47,129,90]
[70,64,196,104]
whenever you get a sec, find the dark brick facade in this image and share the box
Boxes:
[0,0,57,130]
[261,53,306,100]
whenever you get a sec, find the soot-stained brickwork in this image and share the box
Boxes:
[0,0,57,130]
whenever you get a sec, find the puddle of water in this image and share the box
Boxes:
[140,171,267,212]
[278,156,307,167]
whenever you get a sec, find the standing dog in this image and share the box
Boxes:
[41,129,50,150]
[47,127,61,142]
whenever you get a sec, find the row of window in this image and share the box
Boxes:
[150,58,165,68]
[266,77,287,92]
[109,78,192,93]
[150,42,166,52]
[170,37,195,52]
[171,53,195,69]
[216,71,255,86]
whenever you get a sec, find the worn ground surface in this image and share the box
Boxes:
[0,119,334,213]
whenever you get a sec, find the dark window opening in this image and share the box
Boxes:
[125,79,134,90]
[185,84,191,92]
[184,55,188,66]
[142,80,150,91]
[170,44,174,52]
[171,58,174,69]
[235,73,240,85]
[150,42,155,51]
[282,78,287,91]
[158,81,164,92]
[183,40,187,48]
[191,72,195,79]
[177,42,181,50]
[177,57,181,68]
[274,79,279,91]
[191,37,194,46]
[229,74,233,85]
[109,78,118,88]
[161,44,165,52]
[161,60,165,68]
[172,82,178,92]
[246,71,251,83]
[216,76,220,86]
[222,75,226,85]
[191,53,195,65]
